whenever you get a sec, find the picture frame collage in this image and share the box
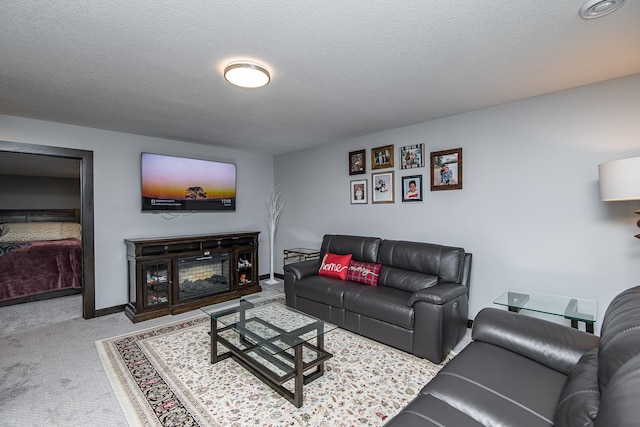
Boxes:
[349,145,462,204]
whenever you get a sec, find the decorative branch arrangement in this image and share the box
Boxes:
[265,185,285,284]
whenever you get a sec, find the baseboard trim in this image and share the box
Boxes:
[259,273,284,280]
[96,304,127,317]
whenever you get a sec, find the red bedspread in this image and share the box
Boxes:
[0,238,82,302]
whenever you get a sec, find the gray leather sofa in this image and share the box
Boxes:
[284,234,472,363]
[385,285,640,427]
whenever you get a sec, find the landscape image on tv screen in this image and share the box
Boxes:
[141,153,236,211]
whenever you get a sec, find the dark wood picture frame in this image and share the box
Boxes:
[371,144,394,170]
[430,148,462,191]
[402,175,423,202]
[349,149,366,175]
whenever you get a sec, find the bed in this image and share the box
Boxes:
[0,209,82,307]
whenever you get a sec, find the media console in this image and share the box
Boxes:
[124,231,261,322]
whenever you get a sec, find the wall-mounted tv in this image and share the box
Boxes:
[141,152,236,212]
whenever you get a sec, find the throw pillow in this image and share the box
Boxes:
[346,261,381,286]
[318,252,352,280]
[0,222,82,242]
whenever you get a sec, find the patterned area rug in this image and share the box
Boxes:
[96,304,451,426]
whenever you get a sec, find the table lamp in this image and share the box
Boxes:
[598,156,640,239]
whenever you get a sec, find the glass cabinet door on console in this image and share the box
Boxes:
[143,261,171,308]
[235,249,255,287]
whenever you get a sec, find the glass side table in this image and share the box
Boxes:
[283,248,321,265]
[493,289,597,333]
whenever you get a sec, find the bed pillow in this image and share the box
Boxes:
[346,261,382,286]
[0,222,82,242]
[318,252,352,280]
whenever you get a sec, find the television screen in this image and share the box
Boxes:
[141,152,236,211]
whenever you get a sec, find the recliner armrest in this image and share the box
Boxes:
[283,259,321,280]
[472,308,600,375]
[407,282,467,306]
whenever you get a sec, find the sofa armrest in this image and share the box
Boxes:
[283,259,321,280]
[407,282,467,306]
[472,308,600,375]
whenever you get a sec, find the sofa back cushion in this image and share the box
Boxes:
[554,348,599,427]
[594,353,640,427]
[597,286,640,391]
[377,239,466,284]
[377,267,438,293]
[320,235,381,263]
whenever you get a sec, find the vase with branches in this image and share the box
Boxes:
[265,186,285,284]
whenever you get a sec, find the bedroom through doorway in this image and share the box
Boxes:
[0,141,95,319]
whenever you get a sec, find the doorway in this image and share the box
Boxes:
[0,140,95,318]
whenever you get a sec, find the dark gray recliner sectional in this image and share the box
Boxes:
[284,234,472,364]
[384,285,640,426]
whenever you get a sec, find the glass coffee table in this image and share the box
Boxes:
[200,296,337,407]
[493,289,598,333]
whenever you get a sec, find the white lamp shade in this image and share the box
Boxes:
[598,156,640,201]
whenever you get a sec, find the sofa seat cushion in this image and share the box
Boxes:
[421,341,567,426]
[343,285,414,329]
[293,276,363,308]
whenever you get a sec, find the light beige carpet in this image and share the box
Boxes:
[96,313,452,427]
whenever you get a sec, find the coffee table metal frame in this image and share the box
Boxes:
[202,297,334,408]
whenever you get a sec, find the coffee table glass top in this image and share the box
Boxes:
[493,289,597,322]
[200,296,337,355]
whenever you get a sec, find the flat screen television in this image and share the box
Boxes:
[141,152,236,212]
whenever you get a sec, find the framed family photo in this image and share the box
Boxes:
[431,148,462,191]
[350,179,368,204]
[371,144,394,170]
[400,144,424,169]
[402,175,423,202]
[349,149,366,175]
[372,171,394,203]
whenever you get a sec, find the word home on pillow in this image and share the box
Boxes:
[318,252,352,280]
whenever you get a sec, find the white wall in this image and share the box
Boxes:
[274,74,640,332]
[0,116,275,310]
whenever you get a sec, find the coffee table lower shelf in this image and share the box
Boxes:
[209,318,333,408]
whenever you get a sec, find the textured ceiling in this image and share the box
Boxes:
[1,1,639,156]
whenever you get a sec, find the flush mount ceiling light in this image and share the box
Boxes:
[579,0,626,19]
[223,62,270,89]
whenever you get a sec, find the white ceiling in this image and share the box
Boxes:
[1,1,639,156]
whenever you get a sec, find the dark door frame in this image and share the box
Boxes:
[0,140,95,318]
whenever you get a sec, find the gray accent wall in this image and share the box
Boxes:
[273,74,640,332]
[0,174,81,209]
[0,117,275,310]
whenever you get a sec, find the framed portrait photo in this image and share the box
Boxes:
[402,175,423,202]
[400,144,425,169]
[371,144,394,170]
[431,148,462,191]
[350,179,368,204]
[372,171,394,204]
[349,149,366,175]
